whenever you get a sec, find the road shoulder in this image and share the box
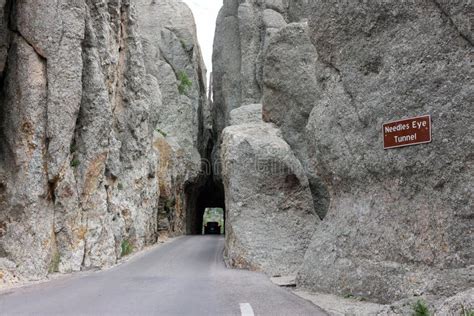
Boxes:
[0,237,179,294]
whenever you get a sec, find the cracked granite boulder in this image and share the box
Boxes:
[212,0,306,180]
[221,121,318,276]
[262,22,330,220]
[222,101,319,277]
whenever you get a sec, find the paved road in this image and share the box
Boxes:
[0,236,327,315]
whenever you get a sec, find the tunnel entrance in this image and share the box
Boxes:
[185,178,225,235]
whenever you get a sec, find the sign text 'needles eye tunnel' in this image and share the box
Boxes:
[383,115,432,149]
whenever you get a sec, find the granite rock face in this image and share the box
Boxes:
[297,0,473,303]
[211,0,310,138]
[211,0,305,180]
[221,121,318,276]
[229,104,263,126]
[212,0,321,277]
[0,0,207,286]
[262,22,330,220]
[135,0,210,235]
[213,0,473,304]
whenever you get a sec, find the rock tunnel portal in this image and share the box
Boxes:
[185,178,225,235]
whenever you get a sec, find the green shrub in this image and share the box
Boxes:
[177,71,192,94]
[413,300,431,316]
[70,159,80,168]
[121,239,133,257]
[70,143,78,154]
[117,183,124,190]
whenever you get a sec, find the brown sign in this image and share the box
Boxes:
[383,115,431,149]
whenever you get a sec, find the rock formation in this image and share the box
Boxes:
[212,0,325,279]
[0,0,472,313]
[297,0,473,303]
[0,0,209,286]
[135,0,211,236]
[221,105,318,275]
[213,0,473,306]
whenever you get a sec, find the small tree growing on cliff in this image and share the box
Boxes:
[177,71,192,94]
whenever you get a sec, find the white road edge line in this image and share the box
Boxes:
[240,303,255,316]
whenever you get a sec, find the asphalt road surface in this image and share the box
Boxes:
[0,235,327,315]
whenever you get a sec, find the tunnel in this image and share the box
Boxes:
[185,178,225,235]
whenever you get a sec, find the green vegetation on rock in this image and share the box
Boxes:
[412,300,431,316]
[70,143,78,154]
[48,252,60,273]
[177,71,192,95]
[461,306,474,316]
[121,239,133,257]
[70,159,80,168]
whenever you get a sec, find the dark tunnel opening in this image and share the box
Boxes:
[185,178,225,235]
